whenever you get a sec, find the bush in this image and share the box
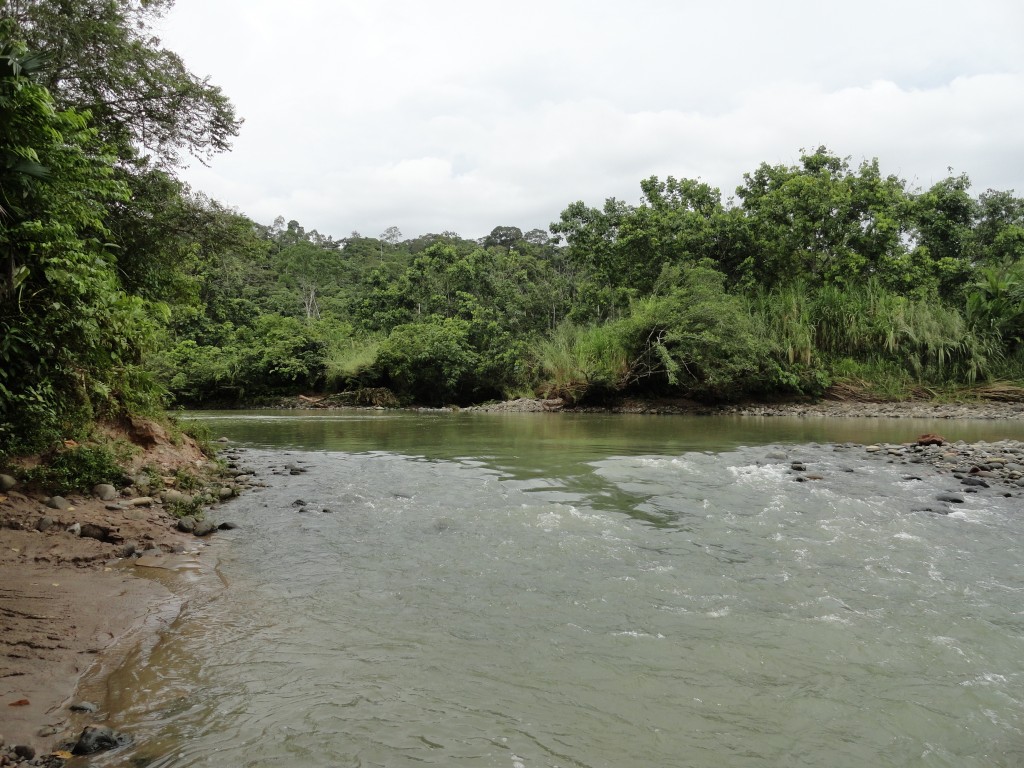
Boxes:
[375,318,480,405]
[23,443,128,494]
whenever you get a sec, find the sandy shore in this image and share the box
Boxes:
[0,422,238,760]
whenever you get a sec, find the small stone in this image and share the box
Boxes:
[321,508,333,514]
[790,462,806,472]
[961,477,989,488]
[217,436,230,443]
[128,497,154,507]
[291,499,307,507]
[865,445,881,453]
[12,745,35,760]
[35,516,54,532]
[192,520,216,537]
[80,523,111,541]
[69,701,98,713]
[0,473,16,492]
[72,725,132,755]
[92,483,117,501]
[217,487,233,500]
[217,521,238,530]
[162,489,186,504]
[176,517,197,533]
[45,496,72,510]
[936,493,964,504]
[67,522,81,537]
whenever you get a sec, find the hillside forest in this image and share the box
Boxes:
[3,1,1024,458]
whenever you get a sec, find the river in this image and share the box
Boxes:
[84,411,1024,767]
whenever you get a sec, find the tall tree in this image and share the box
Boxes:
[0,0,240,166]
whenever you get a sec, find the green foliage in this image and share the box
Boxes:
[0,26,163,456]
[2,0,239,166]
[22,443,126,494]
[375,318,481,405]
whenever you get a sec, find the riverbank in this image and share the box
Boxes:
[0,420,251,762]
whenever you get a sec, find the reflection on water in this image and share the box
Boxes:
[85,411,1024,768]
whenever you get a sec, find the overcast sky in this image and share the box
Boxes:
[159,0,1024,241]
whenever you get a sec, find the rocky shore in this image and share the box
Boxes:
[0,421,259,764]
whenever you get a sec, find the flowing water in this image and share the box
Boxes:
[86,412,1024,767]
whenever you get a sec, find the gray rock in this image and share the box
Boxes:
[35,515,54,532]
[128,496,155,507]
[45,495,72,510]
[162,489,186,504]
[936,493,965,504]
[0,473,17,491]
[217,486,234,500]
[176,517,197,533]
[217,521,239,530]
[193,520,216,537]
[67,522,81,536]
[93,483,118,501]
[120,541,139,558]
[961,477,989,488]
[69,701,98,713]
[291,499,307,507]
[72,725,132,755]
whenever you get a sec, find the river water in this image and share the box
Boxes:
[87,412,1024,767]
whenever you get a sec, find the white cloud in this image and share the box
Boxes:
[160,0,1024,239]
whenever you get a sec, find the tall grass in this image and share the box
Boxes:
[534,321,629,401]
[753,279,999,387]
[324,336,382,390]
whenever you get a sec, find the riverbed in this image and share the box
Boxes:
[84,411,1024,767]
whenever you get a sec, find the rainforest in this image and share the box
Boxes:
[3,1,1024,458]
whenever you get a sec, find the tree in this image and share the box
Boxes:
[1,0,240,166]
[1,26,159,454]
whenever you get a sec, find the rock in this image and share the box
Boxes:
[69,701,98,713]
[765,450,787,460]
[865,445,881,453]
[961,477,989,488]
[217,487,233,500]
[35,515,54,532]
[162,489,186,504]
[80,523,111,542]
[45,496,72,510]
[67,522,81,537]
[192,520,216,537]
[916,433,946,446]
[321,508,333,514]
[217,521,238,530]
[936,493,965,504]
[176,517,197,533]
[0,473,16,491]
[72,725,132,755]
[127,496,155,507]
[805,473,824,480]
[92,483,118,501]
[12,745,35,760]
[217,436,230,443]
[105,503,125,511]
[291,499,307,507]
[791,462,806,472]
[120,541,139,558]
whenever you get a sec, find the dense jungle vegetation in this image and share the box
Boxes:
[3,1,1024,459]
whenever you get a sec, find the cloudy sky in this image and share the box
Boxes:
[159,0,1024,241]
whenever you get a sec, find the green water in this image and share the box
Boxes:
[88,411,1024,767]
